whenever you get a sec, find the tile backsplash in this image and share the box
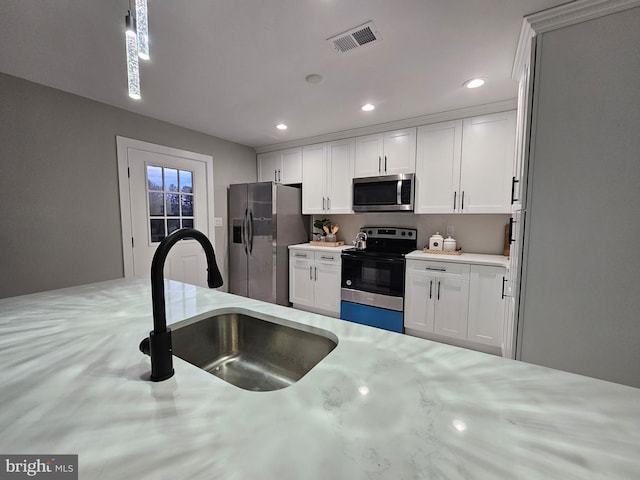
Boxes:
[312,213,510,255]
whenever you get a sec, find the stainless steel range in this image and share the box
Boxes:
[340,227,417,333]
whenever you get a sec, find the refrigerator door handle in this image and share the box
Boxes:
[242,208,249,255]
[248,209,254,254]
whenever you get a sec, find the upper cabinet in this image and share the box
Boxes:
[258,147,302,184]
[415,111,516,214]
[354,128,416,178]
[302,139,354,215]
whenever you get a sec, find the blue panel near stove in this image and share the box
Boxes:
[340,301,404,333]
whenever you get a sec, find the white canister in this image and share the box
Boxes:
[443,236,457,251]
[428,232,444,251]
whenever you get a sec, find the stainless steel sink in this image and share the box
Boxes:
[171,310,337,391]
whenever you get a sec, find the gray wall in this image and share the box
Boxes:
[0,73,256,298]
[518,8,640,387]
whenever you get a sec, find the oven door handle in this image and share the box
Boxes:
[341,253,405,264]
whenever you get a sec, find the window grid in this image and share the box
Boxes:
[147,165,194,243]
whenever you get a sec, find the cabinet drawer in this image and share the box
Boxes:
[290,250,313,259]
[407,260,469,276]
[314,252,341,264]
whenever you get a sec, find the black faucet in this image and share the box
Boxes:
[139,228,223,381]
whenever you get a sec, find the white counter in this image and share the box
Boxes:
[289,242,353,253]
[406,250,510,268]
[1,279,639,479]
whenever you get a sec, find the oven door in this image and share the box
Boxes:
[341,253,405,300]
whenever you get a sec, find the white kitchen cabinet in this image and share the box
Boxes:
[404,260,470,340]
[354,128,416,178]
[467,265,506,347]
[302,139,354,214]
[415,111,516,214]
[289,249,341,317]
[459,111,516,213]
[405,257,506,354]
[258,147,302,184]
[415,120,462,213]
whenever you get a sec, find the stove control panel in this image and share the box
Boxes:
[361,227,417,240]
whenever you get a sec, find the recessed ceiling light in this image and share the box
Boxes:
[463,78,486,89]
[276,123,288,130]
[361,103,375,112]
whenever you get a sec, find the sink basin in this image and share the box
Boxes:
[171,309,337,391]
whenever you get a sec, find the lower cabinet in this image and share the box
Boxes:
[404,259,506,354]
[289,249,341,317]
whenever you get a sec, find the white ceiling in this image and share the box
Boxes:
[0,0,569,149]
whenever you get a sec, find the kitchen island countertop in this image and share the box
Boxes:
[1,278,638,479]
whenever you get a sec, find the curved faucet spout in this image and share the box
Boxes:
[143,227,223,381]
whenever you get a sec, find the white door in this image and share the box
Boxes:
[289,251,314,307]
[313,253,341,315]
[467,265,505,347]
[404,264,436,333]
[280,147,303,184]
[433,269,470,340]
[258,151,280,183]
[117,137,214,288]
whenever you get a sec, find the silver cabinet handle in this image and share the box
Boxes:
[314,266,318,281]
[278,169,282,183]
[322,197,326,211]
[327,197,331,211]
[425,267,446,272]
[294,253,308,258]
[319,255,335,260]
[502,276,507,299]
[378,156,381,174]
[437,281,441,300]
[309,266,313,280]
[274,169,278,182]
[429,280,433,299]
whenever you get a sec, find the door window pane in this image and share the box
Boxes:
[167,219,181,235]
[146,165,195,243]
[181,194,193,216]
[180,170,192,193]
[150,219,165,242]
[147,166,163,190]
[165,168,179,192]
[148,192,164,216]
[166,194,180,216]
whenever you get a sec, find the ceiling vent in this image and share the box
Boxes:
[327,21,382,54]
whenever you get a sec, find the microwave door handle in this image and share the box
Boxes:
[397,180,402,205]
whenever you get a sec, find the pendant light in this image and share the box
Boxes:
[135,0,149,60]
[125,10,141,99]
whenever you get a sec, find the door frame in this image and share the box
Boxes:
[116,136,215,278]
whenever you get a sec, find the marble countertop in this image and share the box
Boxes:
[1,279,639,479]
[406,250,510,268]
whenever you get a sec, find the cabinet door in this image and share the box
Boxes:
[280,147,302,184]
[313,253,341,315]
[383,128,416,175]
[404,263,436,332]
[289,251,314,307]
[433,265,470,340]
[460,111,516,213]
[511,64,530,212]
[258,151,280,183]
[302,144,328,214]
[354,134,384,177]
[467,265,505,347]
[415,121,462,213]
[326,138,354,213]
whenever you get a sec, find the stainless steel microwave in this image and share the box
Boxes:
[352,174,415,212]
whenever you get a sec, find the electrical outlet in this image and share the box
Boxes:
[446,225,455,237]
[214,217,223,227]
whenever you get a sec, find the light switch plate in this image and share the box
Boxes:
[214,217,223,227]
[446,225,455,237]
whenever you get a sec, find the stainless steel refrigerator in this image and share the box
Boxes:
[228,182,309,306]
